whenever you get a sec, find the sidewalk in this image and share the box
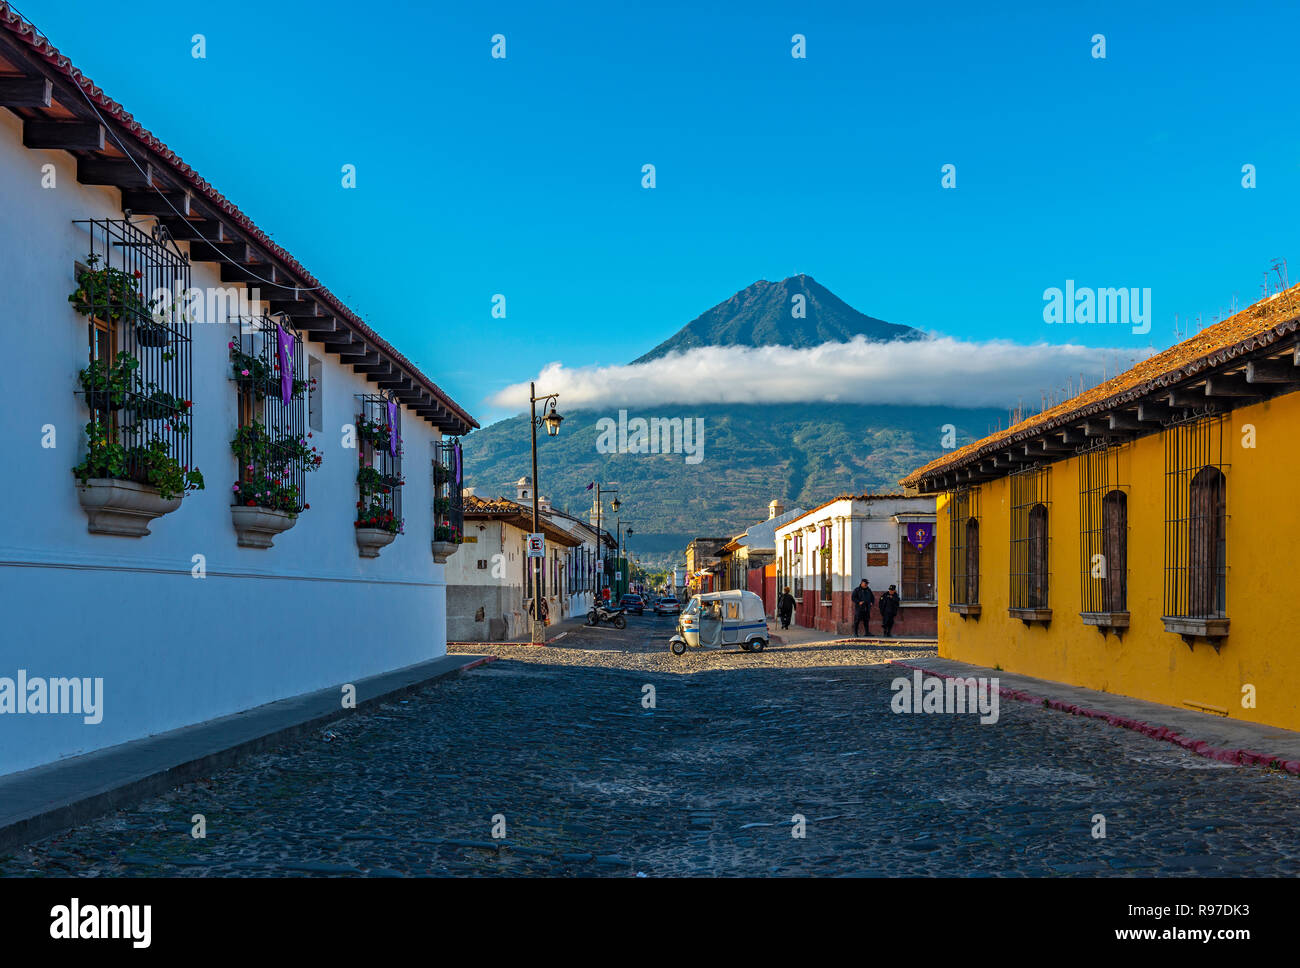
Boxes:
[0,653,495,852]
[449,612,591,648]
[893,656,1300,775]
[769,624,936,647]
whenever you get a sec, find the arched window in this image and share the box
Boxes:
[1102,490,1127,612]
[1028,503,1049,608]
[965,517,980,604]
[1188,466,1226,616]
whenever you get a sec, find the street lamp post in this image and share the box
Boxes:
[529,382,563,644]
[592,483,619,600]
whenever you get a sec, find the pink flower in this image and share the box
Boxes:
[240,369,250,376]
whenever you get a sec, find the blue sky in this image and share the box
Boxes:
[18,0,1300,424]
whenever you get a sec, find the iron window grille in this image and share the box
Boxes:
[1163,415,1228,619]
[949,487,981,605]
[356,394,403,532]
[72,218,193,487]
[433,439,465,543]
[230,315,311,512]
[1079,441,1128,614]
[1010,464,1051,610]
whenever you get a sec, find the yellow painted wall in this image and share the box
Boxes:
[938,391,1300,732]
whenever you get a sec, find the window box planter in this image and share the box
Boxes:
[76,478,181,537]
[356,527,397,558]
[949,603,982,617]
[1080,611,1129,632]
[231,505,298,549]
[431,539,460,563]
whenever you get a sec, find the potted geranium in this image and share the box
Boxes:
[73,421,204,536]
[355,499,402,557]
[229,422,322,548]
[432,522,461,563]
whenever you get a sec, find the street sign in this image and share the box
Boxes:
[867,542,890,550]
[526,533,545,557]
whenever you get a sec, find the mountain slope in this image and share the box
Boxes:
[460,403,1004,570]
[633,274,923,363]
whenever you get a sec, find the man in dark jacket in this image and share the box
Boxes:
[777,587,796,629]
[879,584,901,637]
[851,579,874,637]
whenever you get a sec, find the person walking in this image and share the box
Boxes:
[879,584,901,637]
[851,579,874,637]
[777,587,796,630]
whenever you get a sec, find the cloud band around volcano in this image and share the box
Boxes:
[489,336,1156,411]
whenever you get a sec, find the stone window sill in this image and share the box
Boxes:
[1008,607,1052,625]
[1080,611,1129,631]
[1163,616,1229,639]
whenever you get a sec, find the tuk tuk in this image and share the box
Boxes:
[668,589,769,656]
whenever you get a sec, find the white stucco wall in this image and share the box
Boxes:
[774,496,936,598]
[0,109,453,778]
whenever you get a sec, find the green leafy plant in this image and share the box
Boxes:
[68,254,147,324]
[356,414,396,451]
[434,523,462,543]
[231,421,322,513]
[432,461,451,485]
[229,342,310,399]
[72,421,203,501]
[355,500,402,534]
[135,436,205,500]
[78,353,140,410]
[72,420,129,482]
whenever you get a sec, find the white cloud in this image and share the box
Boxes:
[488,336,1156,411]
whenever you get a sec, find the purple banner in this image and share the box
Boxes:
[906,522,934,551]
[387,399,399,458]
[276,323,293,407]
[453,441,463,487]
[820,525,829,547]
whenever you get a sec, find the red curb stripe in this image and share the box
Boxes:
[457,656,499,672]
[891,660,1300,777]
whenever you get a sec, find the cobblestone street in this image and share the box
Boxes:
[4,615,1300,877]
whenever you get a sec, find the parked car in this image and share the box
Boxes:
[620,594,645,615]
[654,597,681,616]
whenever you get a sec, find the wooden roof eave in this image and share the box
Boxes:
[0,11,478,436]
[905,332,1300,494]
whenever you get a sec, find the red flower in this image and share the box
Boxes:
[246,500,255,506]
[303,503,310,510]
[133,269,142,279]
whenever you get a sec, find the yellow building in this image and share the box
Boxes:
[901,287,1300,733]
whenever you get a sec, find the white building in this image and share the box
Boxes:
[773,493,937,637]
[0,10,476,779]
[445,481,611,641]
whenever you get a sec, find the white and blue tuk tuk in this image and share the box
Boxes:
[668,589,769,656]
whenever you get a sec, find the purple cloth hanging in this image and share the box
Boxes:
[276,323,293,407]
[387,399,399,457]
[453,442,462,487]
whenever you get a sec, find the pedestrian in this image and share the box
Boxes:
[777,586,796,630]
[851,579,874,637]
[879,584,900,637]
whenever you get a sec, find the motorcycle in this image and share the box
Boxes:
[587,603,627,629]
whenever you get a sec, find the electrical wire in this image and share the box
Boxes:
[9,2,326,294]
